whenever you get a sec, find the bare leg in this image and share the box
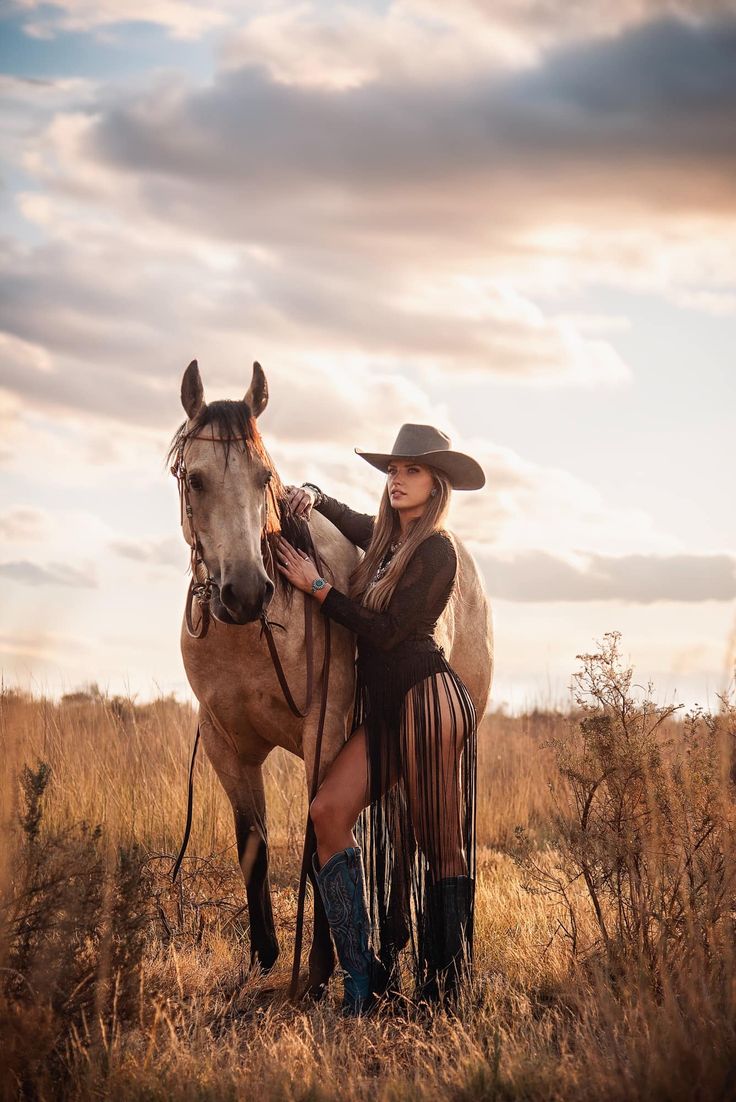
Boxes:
[310,724,398,867]
[402,671,472,881]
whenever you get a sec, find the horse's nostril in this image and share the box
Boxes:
[264,578,274,604]
[220,582,241,614]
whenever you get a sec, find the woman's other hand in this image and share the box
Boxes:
[286,485,316,519]
[276,536,322,594]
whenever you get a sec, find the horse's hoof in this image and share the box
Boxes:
[302,978,330,1002]
[250,946,280,975]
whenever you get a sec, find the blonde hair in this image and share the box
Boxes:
[349,466,454,611]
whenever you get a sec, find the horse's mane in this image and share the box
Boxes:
[167,400,314,598]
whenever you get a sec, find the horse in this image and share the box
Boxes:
[168,359,494,997]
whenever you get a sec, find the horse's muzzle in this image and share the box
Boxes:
[211,575,274,625]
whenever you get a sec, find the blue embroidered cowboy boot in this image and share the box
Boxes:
[312,846,388,1015]
[417,875,473,1007]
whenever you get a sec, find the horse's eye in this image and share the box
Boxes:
[188,474,204,492]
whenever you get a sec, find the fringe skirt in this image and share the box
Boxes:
[351,638,478,993]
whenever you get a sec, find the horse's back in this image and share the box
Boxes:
[441,534,493,720]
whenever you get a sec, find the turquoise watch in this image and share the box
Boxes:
[311,577,327,595]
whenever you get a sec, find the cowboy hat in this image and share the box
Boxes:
[355,423,485,490]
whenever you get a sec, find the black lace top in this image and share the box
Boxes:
[313,492,457,655]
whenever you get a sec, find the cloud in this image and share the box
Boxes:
[478,548,736,602]
[0,234,631,432]
[85,19,736,211]
[11,0,736,72]
[0,75,99,185]
[109,535,185,565]
[68,18,736,310]
[420,0,736,55]
[0,506,49,541]
[4,15,736,432]
[217,1,534,88]
[216,1,736,109]
[447,437,684,556]
[0,559,97,587]
[9,0,232,40]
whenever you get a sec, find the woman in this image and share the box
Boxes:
[276,423,485,1015]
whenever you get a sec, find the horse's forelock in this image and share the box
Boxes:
[167,399,259,465]
[193,400,258,454]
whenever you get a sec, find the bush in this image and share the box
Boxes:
[0,761,149,1100]
[513,632,736,983]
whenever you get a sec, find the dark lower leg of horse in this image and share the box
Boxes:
[234,808,279,973]
[386,849,414,947]
[379,804,414,985]
[304,857,336,1000]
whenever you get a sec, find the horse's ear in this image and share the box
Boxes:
[245,361,268,418]
[181,359,205,419]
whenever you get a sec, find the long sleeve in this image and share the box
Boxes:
[313,491,375,551]
[319,532,457,652]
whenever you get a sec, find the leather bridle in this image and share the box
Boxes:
[169,430,332,997]
[170,433,216,638]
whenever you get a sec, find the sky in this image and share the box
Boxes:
[0,0,735,715]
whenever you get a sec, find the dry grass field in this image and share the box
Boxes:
[1,633,735,1101]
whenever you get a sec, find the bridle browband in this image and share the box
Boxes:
[169,428,332,998]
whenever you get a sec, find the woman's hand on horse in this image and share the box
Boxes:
[276,537,320,593]
[285,485,315,519]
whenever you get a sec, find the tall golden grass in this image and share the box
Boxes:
[1,632,735,1101]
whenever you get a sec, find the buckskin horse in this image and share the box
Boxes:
[168,359,493,999]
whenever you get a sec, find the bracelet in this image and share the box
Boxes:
[301,482,325,507]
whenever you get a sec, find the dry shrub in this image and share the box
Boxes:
[514,631,736,975]
[0,760,149,1100]
[512,631,736,1099]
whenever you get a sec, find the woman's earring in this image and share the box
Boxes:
[430,488,437,497]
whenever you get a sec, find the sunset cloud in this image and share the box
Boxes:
[478,549,736,603]
[109,535,187,566]
[0,559,96,587]
[0,507,49,542]
[10,0,231,40]
[2,15,734,436]
[82,19,736,230]
[11,0,736,62]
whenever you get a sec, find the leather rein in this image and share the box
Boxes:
[169,431,331,997]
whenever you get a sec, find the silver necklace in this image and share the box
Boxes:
[366,536,405,591]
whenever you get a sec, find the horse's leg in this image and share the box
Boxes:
[232,771,279,973]
[199,715,279,973]
[383,798,414,974]
[304,849,335,998]
[300,781,336,1000]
